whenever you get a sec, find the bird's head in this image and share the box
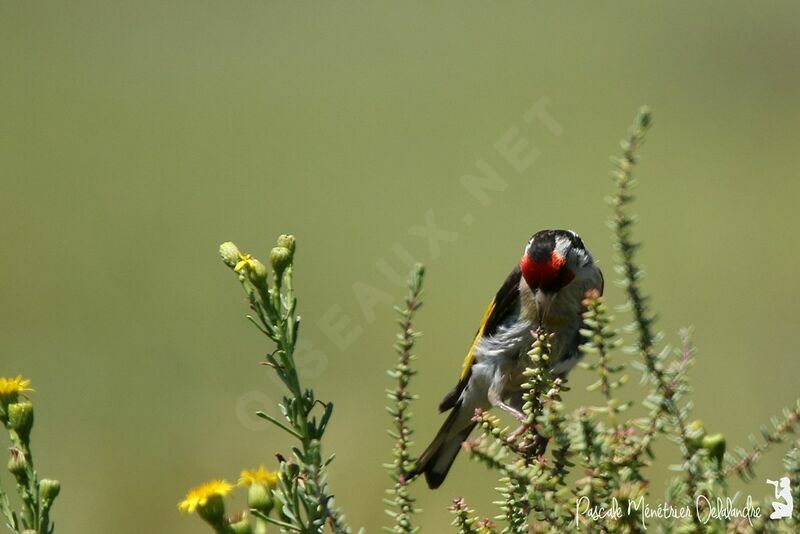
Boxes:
[520,229,591,294]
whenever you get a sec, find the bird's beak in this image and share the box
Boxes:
[535,290,556,322]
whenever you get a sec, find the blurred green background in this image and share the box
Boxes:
[2,2,799,532]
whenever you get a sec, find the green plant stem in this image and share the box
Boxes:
[225,240,347,533]
[7,437,41,533]
[610,109,701,525]
[252,509,302,532]
[385,264,424,534]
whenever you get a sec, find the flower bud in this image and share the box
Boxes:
[8,402,34,442]
[270,247,292,277]
[247,483,273,515]
[39,479,61,501]
[247,258,269,286]
[276,234,295,255]
[7,447,28,478]
[219,242,241,268]
[702,433,726,465]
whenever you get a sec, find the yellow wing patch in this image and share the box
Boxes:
[458,298,496,381]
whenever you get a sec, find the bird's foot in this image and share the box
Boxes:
[507,424,549,459]
[507,423,530,443]
[496,401,526,422]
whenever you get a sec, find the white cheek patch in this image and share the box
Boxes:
[557,234,593,269]
[554,235,571,258]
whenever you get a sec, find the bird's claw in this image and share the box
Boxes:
[507,423,530,443]
[507,423,549,458]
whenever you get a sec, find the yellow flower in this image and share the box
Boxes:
[239,465,279,488]
[177,480,233,514]
[234,253,256,273]
[0,376,32,402]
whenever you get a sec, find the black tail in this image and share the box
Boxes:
[411,404,476,489]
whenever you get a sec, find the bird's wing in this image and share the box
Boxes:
[438,265,521,412]
[596,264,604,296]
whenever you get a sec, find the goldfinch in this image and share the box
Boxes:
[413,229,603,488]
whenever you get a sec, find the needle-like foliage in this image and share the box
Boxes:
[384,264,425,533]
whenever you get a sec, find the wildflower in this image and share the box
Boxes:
[240,466,278,515]
[178,479,233,514]
[234,253,257,273]
[0,376,32,424]
[0,375,33,402]
[239,465,279,488]
[222,243,266,284]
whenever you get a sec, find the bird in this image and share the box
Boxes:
[412,229,603,489]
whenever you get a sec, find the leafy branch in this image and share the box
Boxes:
[219,236,348,533]
[384,264,425,533]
